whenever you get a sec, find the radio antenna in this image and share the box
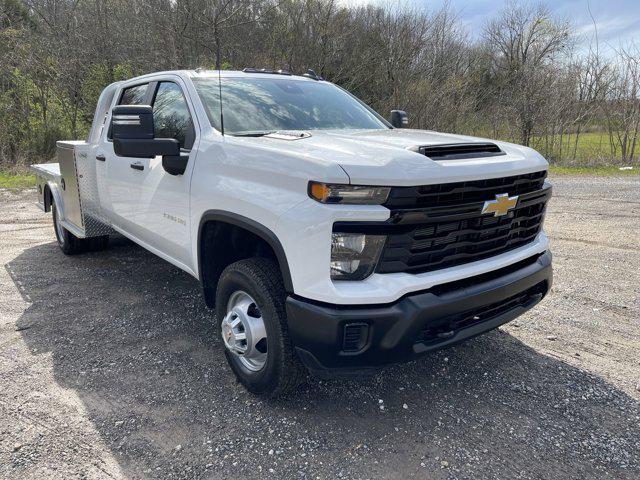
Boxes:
[218,66,225,136]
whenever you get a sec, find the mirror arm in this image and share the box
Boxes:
[162,153,189,176]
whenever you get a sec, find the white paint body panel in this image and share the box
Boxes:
[33,70,551,306]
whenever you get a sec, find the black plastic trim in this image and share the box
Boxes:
[419,142,506,160]
[384,171,548,210]
[243,67,293,75]
[286,251,552,374]
[197,210,294,292]
[143,81,158,105]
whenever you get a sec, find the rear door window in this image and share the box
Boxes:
[108,83,150,140]
[119,84,149,105]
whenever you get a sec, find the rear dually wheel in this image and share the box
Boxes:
[51,198,109,255]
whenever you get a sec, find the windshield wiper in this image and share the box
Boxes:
[231,131,277,137]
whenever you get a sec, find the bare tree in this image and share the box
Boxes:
[0,0,636,169]
[601,45,640,163]
[483,2,571,146]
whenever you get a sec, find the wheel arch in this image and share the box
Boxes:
[44,181,64,217]
[43,183,52,212]
[197,210,294,307]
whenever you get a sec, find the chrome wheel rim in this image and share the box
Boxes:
[221,291,267,372]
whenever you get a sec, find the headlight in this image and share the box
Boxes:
[331,233,385,280]
[309,182,390,205]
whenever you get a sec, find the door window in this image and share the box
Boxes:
[152,82,195,150]
[119,84,149,105]
[108,83,150,140]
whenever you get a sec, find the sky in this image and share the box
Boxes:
[339,0,640,54]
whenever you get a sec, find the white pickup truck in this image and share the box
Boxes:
[32,68,552,396]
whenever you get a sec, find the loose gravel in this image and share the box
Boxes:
[0,175,638,479]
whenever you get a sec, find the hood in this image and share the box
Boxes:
[233,129,548,186]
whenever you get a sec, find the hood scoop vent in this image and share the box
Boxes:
[418,143,505,161]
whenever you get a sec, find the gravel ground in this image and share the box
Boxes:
[0,176,639,480]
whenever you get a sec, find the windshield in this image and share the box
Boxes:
[193,77,388,135]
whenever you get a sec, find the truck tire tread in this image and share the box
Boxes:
[52,201,109,255]
[216,257,305,397]
[52,201,84,255]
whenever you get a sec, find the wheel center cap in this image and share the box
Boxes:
[221,319,242,351]
[220,291,268,372]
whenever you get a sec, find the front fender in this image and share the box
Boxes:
[197,210,294,292]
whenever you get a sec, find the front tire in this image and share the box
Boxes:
[216,258,304,397]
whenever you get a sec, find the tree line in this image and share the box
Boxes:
[1,0,639,170]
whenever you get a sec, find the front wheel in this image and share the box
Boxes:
[216,258,304,397]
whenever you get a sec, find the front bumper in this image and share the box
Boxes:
[286,250,552,375]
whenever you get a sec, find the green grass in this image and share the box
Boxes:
[548,165,638,176]
[530,131,637,165]
[0,172,36,188]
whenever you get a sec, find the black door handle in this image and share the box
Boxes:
[96,154,106,162]
[130,163,144,171]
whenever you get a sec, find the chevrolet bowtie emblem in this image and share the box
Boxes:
[481,193,519,216]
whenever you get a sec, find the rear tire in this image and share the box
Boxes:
[52,200,84,255]
[216,257,305,397]
[51,199,109,255]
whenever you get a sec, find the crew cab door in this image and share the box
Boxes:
[133,80,198,267]
[101,82,152,231]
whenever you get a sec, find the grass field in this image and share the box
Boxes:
[0,172,36,188]
[530,131,637,166]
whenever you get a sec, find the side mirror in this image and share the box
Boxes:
[111,105,187,175]
[390,110,408,128]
